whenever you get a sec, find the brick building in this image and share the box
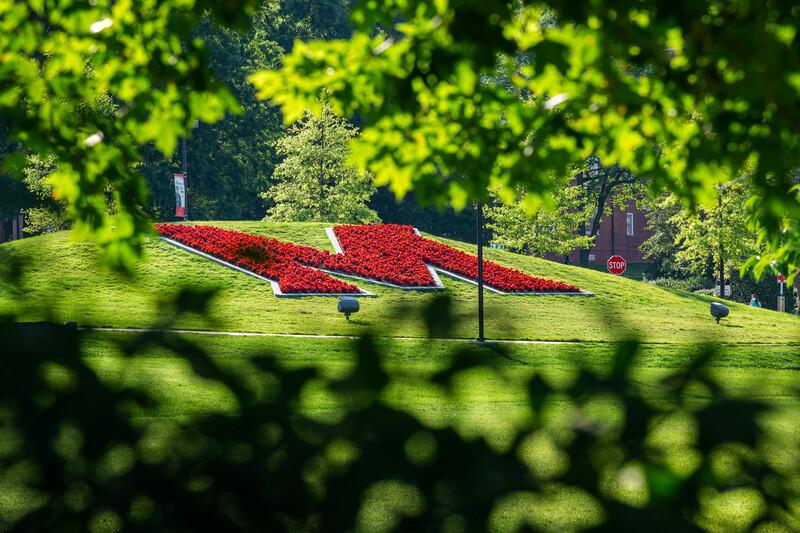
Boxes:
[566,199,652,265]
[0,213,25,243]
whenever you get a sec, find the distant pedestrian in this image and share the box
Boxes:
[750,294,762,307]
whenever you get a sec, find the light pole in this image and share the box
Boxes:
[181,120,199,221]
[181,136,188,221]
[476,199,485,343]
[717,190,725,299]
[610,205,616,257]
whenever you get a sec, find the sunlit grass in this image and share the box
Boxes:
[1,222,798,343]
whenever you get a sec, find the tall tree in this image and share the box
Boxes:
[670,179,758,292]
[141,2,352,222]
[19,155,69,235]
[639,194,686,279]
[261,108,379,224]
[486,185,593,257]
[0,121,33,221]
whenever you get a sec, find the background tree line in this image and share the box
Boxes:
[0,0,476,242]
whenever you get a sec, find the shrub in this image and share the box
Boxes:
[649,277,714,293]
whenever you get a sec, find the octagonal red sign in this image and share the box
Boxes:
[607,255,627,275]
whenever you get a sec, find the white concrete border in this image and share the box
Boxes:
[82,325,578,344]
[432,266,595,296]
[324,227,344,254]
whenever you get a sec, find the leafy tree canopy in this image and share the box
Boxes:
[262,107,379,224]
[252,1,800,281]
[0,0,259,266]
[642,177,762,285]
[140,2,354,222]
[20,155,69,235]
[673,180,758,277]
[486,185,593,257]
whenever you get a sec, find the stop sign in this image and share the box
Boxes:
[777,273,786,284]
[607,255,627,275]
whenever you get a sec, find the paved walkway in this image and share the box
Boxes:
[79,326,798,346]
[80,326,576,345]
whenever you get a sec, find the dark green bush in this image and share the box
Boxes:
[648,277,714,293]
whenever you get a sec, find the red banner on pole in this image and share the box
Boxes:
[174,173,186,218]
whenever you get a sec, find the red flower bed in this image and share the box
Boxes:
[331,224,581,293]
[155,224,359,294]
[155,223,581,294]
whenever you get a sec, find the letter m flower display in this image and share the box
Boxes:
[155,224,584,296]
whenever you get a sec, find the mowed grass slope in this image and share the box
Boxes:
[2,223,800,531]
[1,221,798,343]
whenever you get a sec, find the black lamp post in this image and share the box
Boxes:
[181,136,188,221]
[476,200,485,343]
[180,120,199,221]
[610,205,616,256]
[718,193,724,298]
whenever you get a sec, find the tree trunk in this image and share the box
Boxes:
[579,249,590,267]
[577,172,588,267]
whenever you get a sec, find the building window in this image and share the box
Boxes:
[626,213,634,236]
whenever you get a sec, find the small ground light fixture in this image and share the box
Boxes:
[338,296,359,320]
[710,302,729,324]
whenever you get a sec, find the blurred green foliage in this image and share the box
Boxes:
[253,0,800,281]
[2,291,799,530]
[1,1,478,246]
[0,0,259,266]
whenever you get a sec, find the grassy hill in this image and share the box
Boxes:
[2,222,800,530]
[1,221,798,344]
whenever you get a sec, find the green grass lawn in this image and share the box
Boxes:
[76,330,800,419]
[2,222,799,531]
[3,330,799,531]
[1,221,798,344]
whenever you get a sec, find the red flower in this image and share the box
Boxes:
[155,224,359,294]
[154,223,581,294]
[330,224,580,293]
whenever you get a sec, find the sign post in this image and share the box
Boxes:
[777,273,786,312]
[174,173,187,219]
[607,255,627,276]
